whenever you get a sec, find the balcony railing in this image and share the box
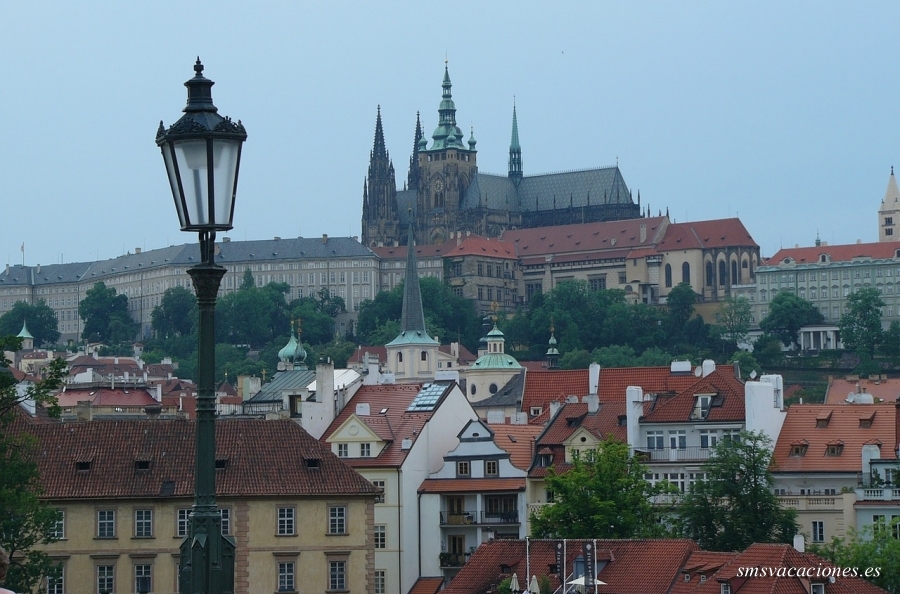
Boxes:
[777,495,842,510]
[439,553,467,568]
[440,510,521,525]
[632,446,715,462]
[856,487,900,501]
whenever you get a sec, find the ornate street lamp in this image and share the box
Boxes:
[157,58,246,594]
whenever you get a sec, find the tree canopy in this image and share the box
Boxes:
[530,438,675,539]
[812,518,900,594]
[0,300,60,347]
[713,296,752,354]
[839,287,886,359]
[151,286,196,338]
[677,430,798,551]
[78,282,137,344]
[1,336,65,592]
[759,292,824,349]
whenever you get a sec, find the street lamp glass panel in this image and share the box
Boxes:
[211,138,240,227]
[162,145,187,228]
[172,139,211,228]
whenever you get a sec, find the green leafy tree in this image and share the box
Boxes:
[665,283,697,347]
[310,338,357,368]
[714,296,752,353]
[812,519,900,594]
[1,336,66,592]
[759,292,824,349]
[881,320,900,364]
[678,430,798,551]
[591,345,639,368]
[559,349,593,369]
[531,437,675,539]
[78,282,137,344]
[839,287,886,359]
[0,301,60,347]
[151,286,196,338]
[728,350,761,380]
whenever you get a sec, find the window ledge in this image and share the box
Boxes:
[275,533,298,538]
[326,533,349,537]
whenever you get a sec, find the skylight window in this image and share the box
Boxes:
[406,383,445,412]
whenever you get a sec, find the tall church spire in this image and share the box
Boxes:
[386,217,438,347]
[508,100,523,184]
[361,106,399,247]
[429,62,465,150]
[408,112,422,189]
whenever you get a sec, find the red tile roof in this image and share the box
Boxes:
[522,370,589,412]
[26,418,375,500]
[489,422,543,470]
[771,403,899,473]
[529,402,627,478]
[641,370,745,423]
[443,235,518,259]
[442,538,699,594]
[407,577,444,594]
[501,217,669,258]
[768,240,900,266]
[825,377,900,404]
[56,388,158,407]
[418,477,525,494]
[321,382,457,468]
[656,218,758,251]
[597,365,737,402]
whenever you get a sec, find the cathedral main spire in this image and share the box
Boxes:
[429,62,465,150]
[508,99,523,183]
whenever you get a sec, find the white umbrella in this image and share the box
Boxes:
[567,576,607,586]
[510,573,521,593]
[529,575,540,594]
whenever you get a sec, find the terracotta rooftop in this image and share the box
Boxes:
[771,403,899,473]
[529,402,626,478]
[27,418,376,500]
[766,239,900,266]
[488,422,543,470]
[641,369,745,424]
[407,577,444,594]
[656,218,758,251]
[321,382,459,468]
[443,235,518,259]
[825,377,900,404]
[418,477,525,494]
[501,216,669,258]
[521,369,589,413]
[442,538,698,594]
[56,388,158,408]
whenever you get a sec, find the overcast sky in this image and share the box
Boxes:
[3,1,898,268]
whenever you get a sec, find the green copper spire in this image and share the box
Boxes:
[429,61,466,151]
[387,218,438,346]
[508,100,523,182]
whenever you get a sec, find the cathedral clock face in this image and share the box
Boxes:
[432,178,444,193]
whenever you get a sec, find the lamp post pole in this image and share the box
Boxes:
[157,59,246,594]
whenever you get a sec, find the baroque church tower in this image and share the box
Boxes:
[414,63,479,245]
[361,107,401,247]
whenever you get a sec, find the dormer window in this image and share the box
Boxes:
[721,584,731,594]
[305,458,320,469]
[134,460,151,472]
[215,458,228,470]
[76,461,92,471]
[700,575,707,583]
[815,410,832,428]
[826,441,844,456]
[530,407,543,416]
[690,395,713,420]
[811,584,825,594]
[790,441,808,457]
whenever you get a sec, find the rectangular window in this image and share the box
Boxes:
[134,509,153,538]
[49,510,65,539]
[134,563,152,593]
[337,443,348,457]
[700,430,718,449]
[48,566,65,594]
[646,431,664,449]
[278,562,295,592]
[97,565,114,594]
[374,524,386,549]
[373,480,385,504]
[618,272,627,284]
[457,461,470,476]
[97,509,116,538]
[329,506,346,534]
[177,509,190,537]
[374,570,385,594]
[278,507,295,535]
[485,460,499,476]
[669,430,687,450]
[812,521,824,543]
[329,560,346,591]
[360,443,371,457]
[220,508,231,535]
[723,430,741,443]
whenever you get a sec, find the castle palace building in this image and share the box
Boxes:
[361,64,641,248]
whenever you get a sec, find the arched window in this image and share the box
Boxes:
[397,352,403,363]
[665,264,672,288]
[731,260,738,285]
[682,262,690,284]
[706,262,714,287]
[420,351,428,362]
[718,261,727,286]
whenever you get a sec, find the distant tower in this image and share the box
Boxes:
[385,219,439,382]
[361,106,400,247]
[277,319,308,371]
[879,167,900,242]
[17,320,34,350]
[508,100,523,185]
[407,112,423,190]
[546,325,560,370]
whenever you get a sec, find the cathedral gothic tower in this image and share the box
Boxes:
[361,106,400,247]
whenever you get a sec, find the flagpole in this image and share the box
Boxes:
[21,243,24,267]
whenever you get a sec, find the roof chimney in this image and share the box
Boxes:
[135,247,142,254]
[322,233,328,243]
[589,362,600,395]
[701,359,716,378]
